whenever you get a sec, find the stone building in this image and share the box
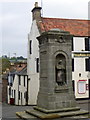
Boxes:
[2,74,8,103]
[0,79,2,103]
[27,2,90,105]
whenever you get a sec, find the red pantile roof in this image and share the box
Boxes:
[38,17,90,36]
[16,63,27,72]
[10,63,27,72]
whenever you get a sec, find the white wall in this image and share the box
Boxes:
[27,20,40,105]
[72,57,89,98]
[7,75,27,105]
[72,37,89,99]
[73,37,85,51]
[27,24,89,104]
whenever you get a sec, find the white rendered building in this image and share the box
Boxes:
[27,2,90,105]
[7,66,28,105]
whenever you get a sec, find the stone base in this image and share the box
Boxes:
[34,106,80,113]
[16,108,89,119]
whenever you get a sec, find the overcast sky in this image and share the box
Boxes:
[0,0,89,57]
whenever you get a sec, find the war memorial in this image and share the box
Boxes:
[16,29,89,119]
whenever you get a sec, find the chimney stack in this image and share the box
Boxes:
[31,2,42,21]
[35,2,38,7]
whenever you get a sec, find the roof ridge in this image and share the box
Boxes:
[42,17,89,21]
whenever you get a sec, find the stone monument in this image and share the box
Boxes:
[36,29,77,111]
[16,29,89,119]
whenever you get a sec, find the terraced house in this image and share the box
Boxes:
[7,63,28,105]
[27,2,90,105]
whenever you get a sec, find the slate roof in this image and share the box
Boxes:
[38,17,90,36]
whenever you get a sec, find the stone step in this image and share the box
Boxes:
[34,106,80,113]
[25,109,89,119]
[26,109,47,119]
[16,111,37,120]
[58,110,89,117]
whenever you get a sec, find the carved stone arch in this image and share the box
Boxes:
[54,50,68,60]
[54,51,68,86]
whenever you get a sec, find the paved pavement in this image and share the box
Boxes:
[76,99,90,111]
[2,103,33,119]
[1,100,90,119]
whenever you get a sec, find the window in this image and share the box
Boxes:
[30,40,32,54]
[8,75,13,86]
[72,59,74,72]
[72,80,75,92]
[18,91,20,100]
[12,90,13,97]
[18,76,21,85]
[9,87,11,95]
[89,38,90,50]
[85,58,90,71]
[13,75,15,81]
[24,92,26,98]
[78,80,86,94]
[36,58,39,73]
[85,37,90,51]
[14,90,16,98]
[24,76,25,87]
[72,38,74,51]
